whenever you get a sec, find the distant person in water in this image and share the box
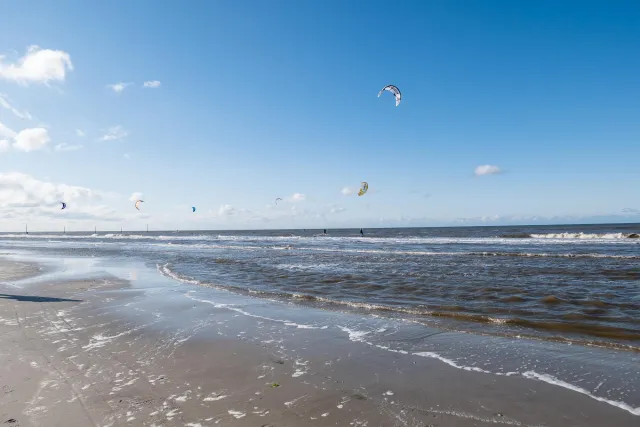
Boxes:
[323,229,327,235]
[360,228,364,236]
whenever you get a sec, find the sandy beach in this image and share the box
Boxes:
[0,254,637,427]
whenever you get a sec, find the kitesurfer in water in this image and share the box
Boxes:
[360,228,364,236]
[323,229,327,235]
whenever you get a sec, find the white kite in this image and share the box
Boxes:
[378,85,401,106]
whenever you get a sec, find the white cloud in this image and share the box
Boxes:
[218,204,236,216]
[474,165,501,176]
[341,187,353,196]
[0,46,73,85]
[0,94,32,120]
[100,125,128,141]
[123,153,131,160]
[291,193,306,202]
[0,172,120,224]
[54,143,83,152]
[107,82,132,93]
[0,173,101,206]
[622,208,639,214]
[330,206,346,214]
[13,127,50,152]
[129,192,144,202]
[0,122,52,154]
[143,80,161,88]
[75,129,85,137]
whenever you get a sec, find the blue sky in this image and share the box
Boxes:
[0,0,639,231]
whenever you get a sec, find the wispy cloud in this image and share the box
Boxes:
[0,45,73,85]
[341,187,353,196]
[291,193,306,202]
[54,143,83,152]
[474,164,501,176]
[0,120,16,139]
[143,80,161,88]
[622,208,639,214]
[0,94,32,119]
[129,192,144,202]
[123,153,131,160]
[100,125,128,141]
[107,82,132,93]
[75,129,85,137]
[409,190,431,199]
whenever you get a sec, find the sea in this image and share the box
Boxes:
[1,223,639,414]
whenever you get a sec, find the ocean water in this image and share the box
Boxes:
[1,223,638,351]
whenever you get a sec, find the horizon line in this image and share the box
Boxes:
[3,221,639,234]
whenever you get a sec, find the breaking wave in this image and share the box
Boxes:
[507,232,639,240]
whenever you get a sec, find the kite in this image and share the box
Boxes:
[275,198,283,205]
[61,202,67,210]
[358,181,368,196]
[135,200,144,210]
[192,207,196,213]
[378,85,401,106]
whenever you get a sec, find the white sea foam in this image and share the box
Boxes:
[337,326,370,342]
[203,394,227,402]
[414,351,492,374]
[182,291,318,330]
[530,232,630,239]
[228,410,246,419]
[522,371,640,416]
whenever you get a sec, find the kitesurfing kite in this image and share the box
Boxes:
[60,202,67,210]
[378,85,401,106]
[135,200,144,210]
[192,206,196,213]
[358,181,369,196]
[275,198,283,205]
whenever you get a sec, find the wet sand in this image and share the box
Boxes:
[0,258,43,282]
[0,257,638,426]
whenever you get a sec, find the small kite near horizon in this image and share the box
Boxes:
[358,181,369,196]
[135,200,144,210]
[61,202,67,210]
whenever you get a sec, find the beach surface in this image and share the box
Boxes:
[0,254,638,427]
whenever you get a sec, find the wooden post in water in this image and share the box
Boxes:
[94,226,97,234]
[146,224,149,233]
[25,224,28,234]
